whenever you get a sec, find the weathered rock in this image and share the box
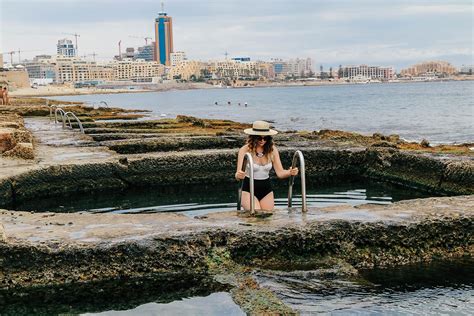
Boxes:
[3,142,34,160]
[0,128,16,153]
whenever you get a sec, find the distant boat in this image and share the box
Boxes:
[160,114,167,117]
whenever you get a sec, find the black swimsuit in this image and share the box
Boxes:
[242,177,273,200]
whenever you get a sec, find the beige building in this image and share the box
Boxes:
[401,61,457,76]
[53,57,164,83]
[170,51,187,66]
[168,60,203,80]
[209,60,262,79]
[112,59,165,82]
[55,57,95,83]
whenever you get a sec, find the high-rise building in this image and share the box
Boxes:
[154,4,173,66]
[57,39,76,57]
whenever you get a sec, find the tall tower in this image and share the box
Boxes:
[154,2,173,66]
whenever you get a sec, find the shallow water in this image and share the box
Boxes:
[51,81,474,143]
[256,257,474,315]
[82,292,244,316]
[12,180,434,216]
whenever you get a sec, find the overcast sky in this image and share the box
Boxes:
[1,0,472,69]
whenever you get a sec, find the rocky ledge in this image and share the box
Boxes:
[0,195,472,314]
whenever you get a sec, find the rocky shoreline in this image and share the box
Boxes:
[0,97,472,314]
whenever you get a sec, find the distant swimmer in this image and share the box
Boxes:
[238,102,241,106]
[244,102,248,107]
[227,101,231,105]
[214,101,218,105]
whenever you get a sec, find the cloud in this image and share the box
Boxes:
[1,0,472,67]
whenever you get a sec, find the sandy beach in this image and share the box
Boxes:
[10,81,215,97]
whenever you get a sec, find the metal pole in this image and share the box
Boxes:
[288,150,307,212]
[64,112,85,133]
[237,153,255,214]
[54,108,66,129]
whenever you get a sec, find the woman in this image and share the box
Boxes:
[235,120,299,211]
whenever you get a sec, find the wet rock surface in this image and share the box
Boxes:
[0,196,472,314]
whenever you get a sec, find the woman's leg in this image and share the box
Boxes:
[258,192,275,211]
[241,191,261,210]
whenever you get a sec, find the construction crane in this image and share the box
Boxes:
[88,52,98,62]
[1,49,46,64]
[62,32,81,54]
[6,51,15,64]
[118,40,122,61]
[129,35,153,45]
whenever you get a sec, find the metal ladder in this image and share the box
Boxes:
[51,105,85,133]
[237,150,307,214]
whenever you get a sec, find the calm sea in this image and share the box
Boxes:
[51,81,474,144]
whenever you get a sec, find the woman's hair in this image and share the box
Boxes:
[247,135,274,159]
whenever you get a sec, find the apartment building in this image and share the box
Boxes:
[209,59,261,79]
[401,61,458,76]
[170,51,187,66]
[168,60,203,80]
[340,65,394,80]
[112,59,165,82]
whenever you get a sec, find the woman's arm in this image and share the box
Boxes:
[235,146,247,180]
[272,146,298,179]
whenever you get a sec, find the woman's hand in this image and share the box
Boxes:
[289,167,299,176]
[235,170,246,180]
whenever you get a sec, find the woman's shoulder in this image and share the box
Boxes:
[239,144,250,153]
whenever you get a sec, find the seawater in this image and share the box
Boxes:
[256,257,474,315]
[51,81,474,143]
[12,181,434,216]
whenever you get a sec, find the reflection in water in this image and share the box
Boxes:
[13,180,435,216]
[82,292,244,316]
[256,258,474,314]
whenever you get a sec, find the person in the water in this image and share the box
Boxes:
[235,120,298,211]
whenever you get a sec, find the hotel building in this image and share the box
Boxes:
[154,7,173,66]
[401,61,457,76]
[340,65,394,80]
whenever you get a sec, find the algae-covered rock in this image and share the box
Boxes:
[0,223,6,242]
[365,149,446,193]
[441,161,474,194]
[0,180,13,205]
[11,162,129,201]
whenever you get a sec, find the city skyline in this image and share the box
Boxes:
[1,0,472,68]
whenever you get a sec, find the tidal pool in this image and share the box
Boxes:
[256,257,474,315]
[12,180,435,216]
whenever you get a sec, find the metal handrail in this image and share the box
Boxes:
[64,111,85,133]
[54,108,67,128]
[237,153,255,214]
[49,104,57,122]
[288,150,307,212]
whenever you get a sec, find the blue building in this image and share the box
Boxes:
[154,7,173,65]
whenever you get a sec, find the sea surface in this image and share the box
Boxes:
[51,81,474,143]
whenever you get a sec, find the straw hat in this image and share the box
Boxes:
[244,120,278,136]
